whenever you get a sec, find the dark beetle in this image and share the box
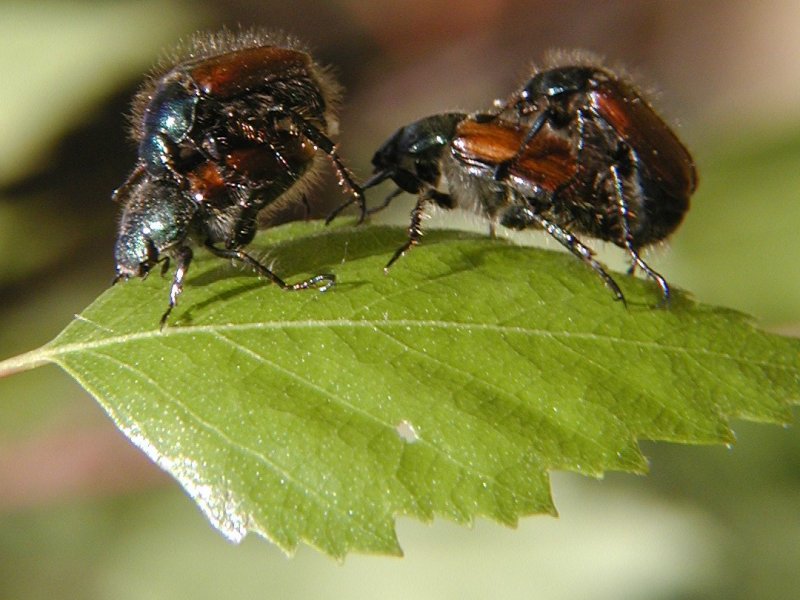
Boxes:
[492,63,697,300]
[113,30,363,326]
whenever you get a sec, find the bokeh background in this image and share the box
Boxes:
[1,1,799,598]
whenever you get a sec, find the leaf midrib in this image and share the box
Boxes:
[43,319,791,371]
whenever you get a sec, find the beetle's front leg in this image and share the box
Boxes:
[160,246,193,329]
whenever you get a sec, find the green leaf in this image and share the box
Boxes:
[1,221,798,558]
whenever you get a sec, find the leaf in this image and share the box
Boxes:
[1,221,798,558]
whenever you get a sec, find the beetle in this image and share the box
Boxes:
[492,62,697,300]
[113,30,360,326]
[114,148,335,329]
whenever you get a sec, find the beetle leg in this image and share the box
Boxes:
[160,246,193,330]
[152,133,188,183]
[159,255,171,277]
[284,110,367,224]
[385,188,449,270]
[204,242,335,292]
[609,165,670,304]
[265,140,298,181]
[500,204,626,305]
[367,186,404,216]
[112,164,147,204]
[430,190,456,209]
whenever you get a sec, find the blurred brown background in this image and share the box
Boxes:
[1,1,799,599]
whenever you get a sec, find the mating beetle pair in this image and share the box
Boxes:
[364,64,696,304]
[113,30,364,327]
[113,30,696,326]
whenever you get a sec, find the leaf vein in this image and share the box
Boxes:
[46,320,795,374]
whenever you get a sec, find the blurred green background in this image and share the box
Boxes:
[1,1,799,598]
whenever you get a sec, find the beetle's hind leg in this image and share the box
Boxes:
[500,204,626,305]
[205,242,335,292]
[285,110,367,224]
[609,165,670,305]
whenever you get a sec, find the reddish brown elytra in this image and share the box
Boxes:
[187,46,311,97]
[451,117,578,198]
[583,73,697,222]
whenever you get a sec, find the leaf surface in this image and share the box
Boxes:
[3,221,798,557]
